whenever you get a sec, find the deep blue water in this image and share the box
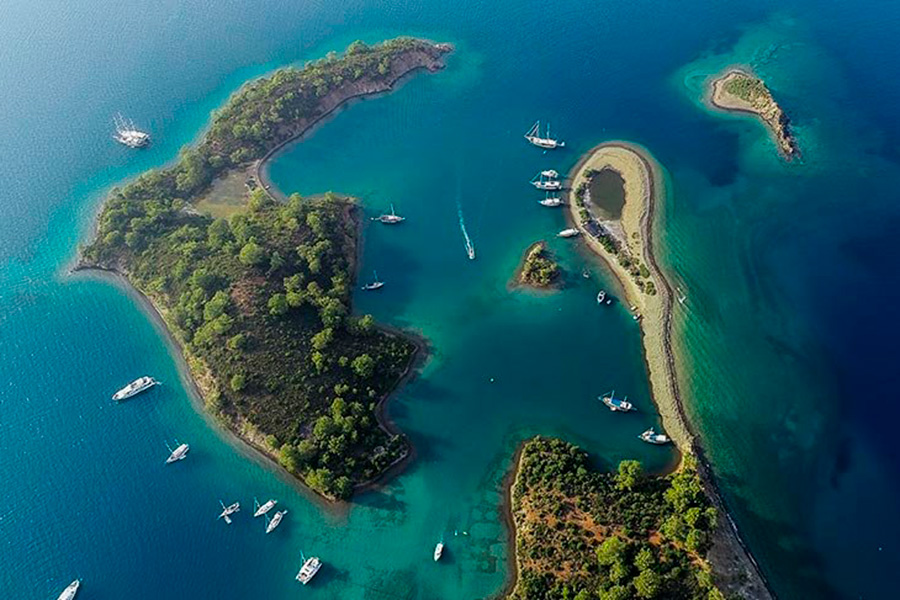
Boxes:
[2,1,900,598]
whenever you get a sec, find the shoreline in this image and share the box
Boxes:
[255,43,452,201]
[71,262,430,506]
[707,67,799,160]
[562,142,774,599]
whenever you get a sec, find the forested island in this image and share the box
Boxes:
[515,241,561,289]
[508,438,727,600]
[77,37,451,499]
[709,69,799,159]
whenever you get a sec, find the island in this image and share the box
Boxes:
[514,241,561,289]
[76,37,452,500]
[709,68,799,159]
[507,437,727,600]
[564,143,772,598]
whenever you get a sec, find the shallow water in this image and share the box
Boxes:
[2,1,900,599]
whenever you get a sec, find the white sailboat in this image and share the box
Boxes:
[361,270,384,291]
[113,113,150,148]
[165,441,190,464]
[524,120,565,149]
[253,497,277,517]
[531,171,562,191]
[265,509,287,534]
[217,500,240,524]
[539,194,563,207]
[373,204,405,224]
[57,580,81,600]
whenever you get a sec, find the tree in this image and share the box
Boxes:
[634,569,661,599]
[204,290,230,321]
[616,460,643,491]
[352,354,375,378]
[268,293,288,316]
[230,373,246,391]
[599,586,630,600]
[311,327,333,351]
[596,536,626,566]
[634,547,655,572]
[239,240,266,266]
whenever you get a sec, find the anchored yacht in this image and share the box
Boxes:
[524,120,565,149]
[165,442,190,464]
[113,113,150,148]
[539,194,563,207]
[373,204,405,224]
[639,428,671,445]
[531,170,562,191]
[217,501,240,524]
[600,390,634,412]
[433,541,444,562]
[361,270,384,291]
[266,510,287,534]
[254,498,277,517]
[296,555,322,585]
[558,228,580,238]
[112,376,158,401]
[57,580,80,600]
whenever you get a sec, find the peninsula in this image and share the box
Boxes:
[77,38,451,500]
[508,437,727,600]
[560,142,772,598]
[709,68,799,159]
[514,241,561,289]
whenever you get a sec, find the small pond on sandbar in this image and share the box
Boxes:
[588,168,626,220]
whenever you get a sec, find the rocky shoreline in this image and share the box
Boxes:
[710,68,799,160]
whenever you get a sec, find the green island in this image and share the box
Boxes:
[709,69,799,159]
[515,241,561,289]
[76,37,451,500]
[508,437,727,600]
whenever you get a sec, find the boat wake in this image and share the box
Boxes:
[457,201,475,260]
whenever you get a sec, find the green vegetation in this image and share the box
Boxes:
[721,73,771,106]
[79,37,449,499]
[510,437,725,600]
[519,242,561,288]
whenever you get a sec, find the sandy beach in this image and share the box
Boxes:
[565,142,773,599]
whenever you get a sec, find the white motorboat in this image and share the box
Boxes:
[558,228,580,238]
[639,428,671,445]
[112,376,158,401]
[433,541,444,562]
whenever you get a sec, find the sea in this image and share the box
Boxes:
[1,1,899,598]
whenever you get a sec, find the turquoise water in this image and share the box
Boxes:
[3,1,900,599]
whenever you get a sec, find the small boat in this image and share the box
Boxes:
[531,171,562,191]
[597,290,607,304]
[296,554,322,585]
[165,442,190,464]
[265,509,287,533]
[217,501,240,524]
[254,498,277,517]
[433,541,444,562]
[600,390,634,412]
[373,204,405,224]
[112,376,158,401]
[524,120,565,149]
[466,237,476,260]
[57,580,80,600]
[582,269,590,278]
[539,195,563,207]
[113,113,150,148]
[639,428,671,445]
[361,270,384,291]
[558,228,580,238]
